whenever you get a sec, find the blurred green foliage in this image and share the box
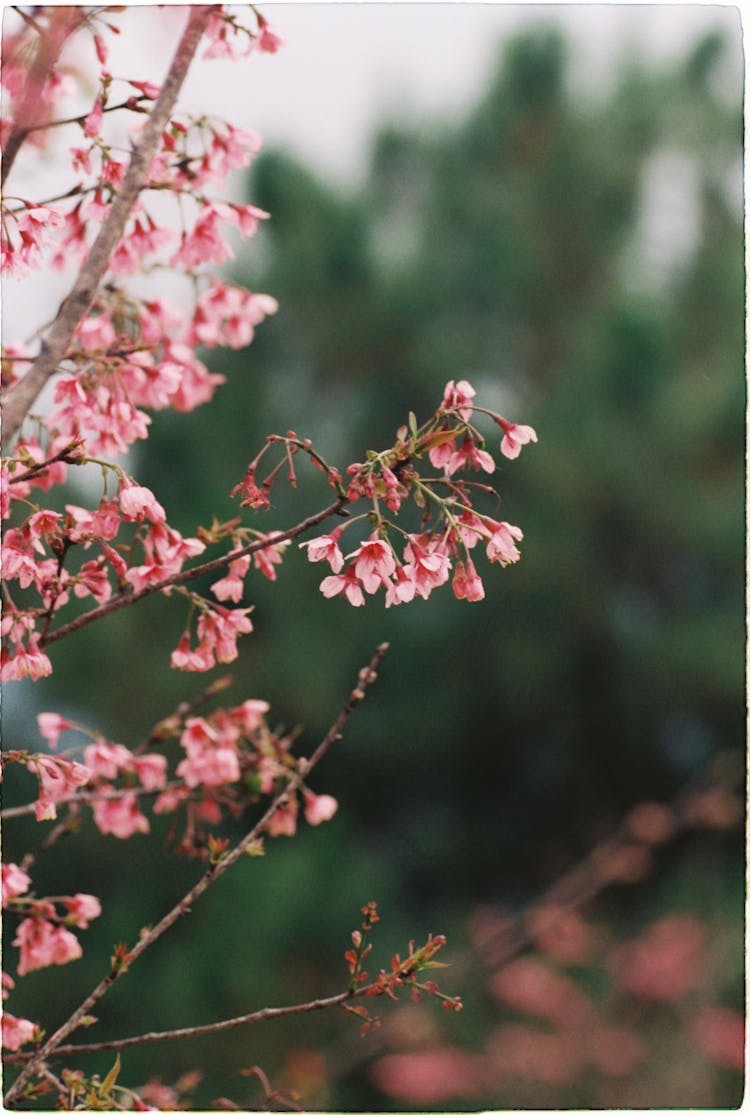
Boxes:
[4,20,743,1109]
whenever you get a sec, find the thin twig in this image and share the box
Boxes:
[12,990,357,1061]
[3,643,388,1105]
[1,6,213,448]
[40,496,347,648]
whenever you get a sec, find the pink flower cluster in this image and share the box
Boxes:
[300,379,536,607]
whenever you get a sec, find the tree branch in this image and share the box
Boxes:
[0,6,213,449]
[3,642,389,1106]
[40,496,347,648]
[11,989,357,1061]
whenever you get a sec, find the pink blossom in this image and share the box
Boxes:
[440,378,476,420]
[176,745,240,788]
[385,565,417,608]
[452,558,485,601]
[353,535,396,594]
[446,433,495,476]
[300,527,345,573]
[127,78,161,99]
[256,15,284,52]
[2,1013,37,1051]
[196,605,254,664]
[119,481,166,524]
[61,894,102,928]
[252,533,288,581]
[83,96,104,137]
[170,634,214,672]
[496,417,538,460]
[83,740,133,779]
[29,754,91,820]
[92,792,149,838]
[2,863,31,907]
[211,554,250,602]
[304,792,338,826]
[266,796,298,837]
[0,637,52,677]
[74,315,116,352]
[73,558,112,602]
[234,699,270,732]
[485,520,523,565]
[132,753,168,790]
[403,534,451,599]
[189,283,278,349]
[320,566,365,607]
[14,917,82,975]
[37,711,73,749]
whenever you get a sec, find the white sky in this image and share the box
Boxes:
[109,3,745,184]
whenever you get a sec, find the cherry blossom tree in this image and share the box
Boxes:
[1,7,536,1107]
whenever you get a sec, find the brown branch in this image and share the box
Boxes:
[0,6,214,449]
[16,989,357,1060]
[6,439,86,484]
[3,642,388,1106]
[40,496,347,648]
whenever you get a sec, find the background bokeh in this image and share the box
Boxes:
[3,5,744,1109]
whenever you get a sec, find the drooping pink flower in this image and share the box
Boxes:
[29,754,91,820]
[439,378,476,421]
[1,864,31,907]
[320,566,365,607]
[37,711,73,749]
[485,520,523,565]
[266,796,298,837]
[353,535,396,594]
[132,753,168,791]
[233,699,270,732]
[170,634,215,673]
[211,554,251,602]
[252,533,288,581]
[118,480,166,524]
[83,96,103,137]
[255,15,283,52]
[0,635,52,683]
[176,742,240,788]
[495,417,538,460]
[14,917,82,975]
[452,558,485,602]
[304,792,338,826]
[385,565,417,608]
[1,1013,38,1051]
[83,740,133,780]
[402,534,451,600]
[300,527,345,573]
[446,433,495,477]
[61,894,102,929]
[91,792,149,838]
[196,605,254,664]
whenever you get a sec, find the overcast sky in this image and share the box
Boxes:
[123,3,744,184]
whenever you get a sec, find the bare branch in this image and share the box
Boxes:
[15,990,356,1060]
